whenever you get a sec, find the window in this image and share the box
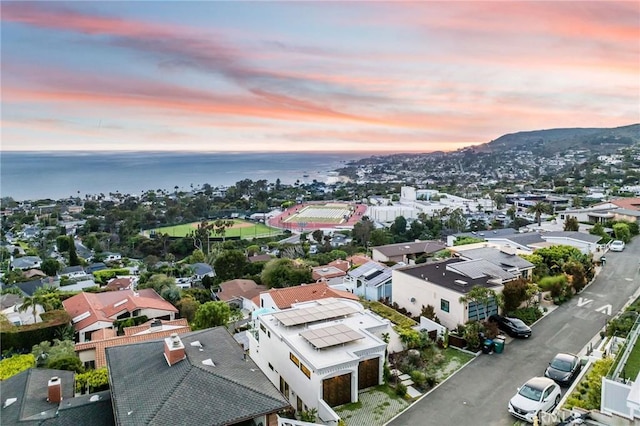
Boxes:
[268,363,274,371]
[440,299,450,313]
[300,363,311,379]
[260,323,266,333]
[279,376,290,399]
[290,352,300,367]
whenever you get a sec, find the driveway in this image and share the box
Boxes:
[387,238,640,426]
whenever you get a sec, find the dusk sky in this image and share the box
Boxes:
[2,1,638,153]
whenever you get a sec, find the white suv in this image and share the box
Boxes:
[508,377,561,423]
[610,240,625,252]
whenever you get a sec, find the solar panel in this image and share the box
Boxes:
[301,323,364,349]
[273,300,359,326]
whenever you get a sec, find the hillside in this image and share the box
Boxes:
[480,123,640,155]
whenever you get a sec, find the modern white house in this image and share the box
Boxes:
[248,298,390,424]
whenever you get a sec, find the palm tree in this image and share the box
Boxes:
[19,295,44,324]
[527,201,552,227]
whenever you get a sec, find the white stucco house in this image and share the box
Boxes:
[392,259,511,330]
[248,298,390,424]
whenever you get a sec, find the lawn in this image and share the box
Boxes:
[622,337,640,380]
[149,219,280,239]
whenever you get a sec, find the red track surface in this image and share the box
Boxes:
[268,202,368,231]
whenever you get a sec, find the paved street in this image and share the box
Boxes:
[387,239,640,426]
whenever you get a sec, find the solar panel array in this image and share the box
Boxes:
[301,323,364,349]
[273,300,358,326]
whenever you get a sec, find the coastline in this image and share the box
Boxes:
[0,151,366,202]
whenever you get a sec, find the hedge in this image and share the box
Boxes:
[0,310,71,353]
[0,354,35,380]
[75,368,109,394]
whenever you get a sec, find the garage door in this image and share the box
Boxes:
[358,358,379,390]
[323,373,351,407]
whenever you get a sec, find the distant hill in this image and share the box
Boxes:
[477,123,640,155]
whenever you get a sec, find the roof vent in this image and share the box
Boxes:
[89,395,101,402]
[114,299,127,308]
[4,398,17,408]
[202,358,216,367]
[72,311,91,324]
[454,279,468,286]
[190,341,203,348]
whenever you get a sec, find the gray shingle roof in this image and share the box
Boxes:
[373,240,446,257]
[395,259,502,294]
[485,233,545,248]
[348,261,392,288]
[41,390,114,426]
[106,327,290,426]
[541,231,602,243]
[458,247,534,270]
[1,368,75,424]
[446,259,516,281]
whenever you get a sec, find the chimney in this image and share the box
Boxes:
[48,377,62,403]
[164,333,186,366]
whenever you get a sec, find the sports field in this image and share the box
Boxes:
[148,219,280,239]
[282,203,354,224]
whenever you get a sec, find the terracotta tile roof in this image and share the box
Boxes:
[611,197,640,211]
[123,318,189,336]
[328,259,351,272]
[311,266,347,281]
[260,282,359,309]
[347,254,371,267]
[217,279,267,302]
[75,321,191,368]
[63,289,178,331]
[105,277,133,291]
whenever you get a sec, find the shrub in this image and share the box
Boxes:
[565,358,613,410]
[395,382,407,397]
[538,275,567,293]
[410,370,426,387]
[75,368,109,394]
[47,356,84,373]
[510,307,543,325]
[0,354,35,380]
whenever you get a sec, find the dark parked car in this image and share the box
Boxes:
[544,353,582,386]
[489,314,532,338]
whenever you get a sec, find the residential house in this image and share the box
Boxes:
[15,277,59,297]
[63,289,178,342]
[392,259,508,330]
[538,231,602,254]
[255,282,359,311]
[446,228,518,247]
[311,265,347,284]
[249,298,389,424]
[1,293,44,326]
[106,327,291,426]
[104,277,134,291]
[216,279,267,310]
[343,261,394,302]
[75,318,191,369]
[452,246,535,280]
[24,269,47,280]
[11,256,42,271]
[188,262,215,280]
[1,368,113,425]
[85,263,107,274]
[102,252,122,263]
[371,240,446,264]
[60,265,88,279]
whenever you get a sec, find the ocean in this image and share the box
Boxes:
[0,151,369,202]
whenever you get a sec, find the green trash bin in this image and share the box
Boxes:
[494,338,504,354]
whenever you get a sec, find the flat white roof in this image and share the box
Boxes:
[261,298,388,370]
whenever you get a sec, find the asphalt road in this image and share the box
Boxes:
[387,239,640,426]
